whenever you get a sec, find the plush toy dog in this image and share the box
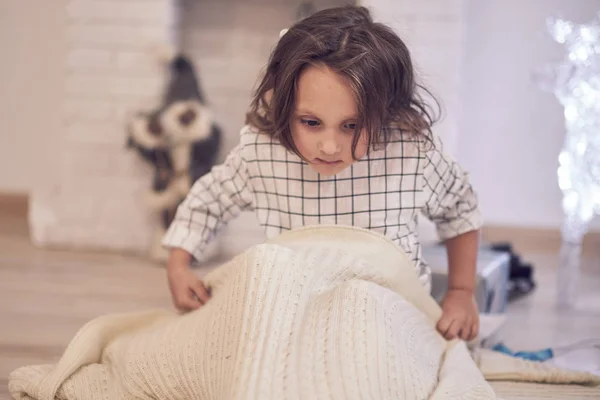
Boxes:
[126,51,222,263]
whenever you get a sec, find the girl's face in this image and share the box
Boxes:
[291,64,368,176]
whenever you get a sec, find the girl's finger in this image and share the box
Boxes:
[445,318,462,340]
[192,280,210,304]
[436,315,453,337]
[176,293,201,312]
[459,317,472,341]
[470,319,480,341]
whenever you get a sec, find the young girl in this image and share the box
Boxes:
[162,5,482,342]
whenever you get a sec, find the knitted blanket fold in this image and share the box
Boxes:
[7,226,599,400]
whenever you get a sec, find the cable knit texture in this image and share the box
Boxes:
[8,225,600,400]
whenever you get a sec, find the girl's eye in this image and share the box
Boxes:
[344,123,357,130]
[300,119,320,127]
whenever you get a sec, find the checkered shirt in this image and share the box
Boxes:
[162,125,483,286]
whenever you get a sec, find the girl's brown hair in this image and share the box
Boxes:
[246,5,440,159]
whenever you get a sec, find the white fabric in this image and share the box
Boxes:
[489,381,600,400]
[550,347,600,376]
[9,226,599,400]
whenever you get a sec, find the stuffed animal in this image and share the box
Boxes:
[126,51,222,263]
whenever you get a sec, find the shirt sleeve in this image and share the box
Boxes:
[420,138,483,241]
[161,142,255,260]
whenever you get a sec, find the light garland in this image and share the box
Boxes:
[534,15,600,307]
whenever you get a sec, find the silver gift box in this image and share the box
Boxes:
[423,245,510,314]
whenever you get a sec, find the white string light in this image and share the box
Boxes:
[534,14,600,307]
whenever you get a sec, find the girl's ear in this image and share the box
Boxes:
[264,89,273,105]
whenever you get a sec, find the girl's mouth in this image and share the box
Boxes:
[315,158,342,165]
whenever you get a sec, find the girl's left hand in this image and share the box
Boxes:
[436,289,479,341]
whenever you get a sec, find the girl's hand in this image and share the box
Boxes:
[167,248,211,312]
[436,289,479,341]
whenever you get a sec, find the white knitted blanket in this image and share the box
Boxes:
[8,226,600,400]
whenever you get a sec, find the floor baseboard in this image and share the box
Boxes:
[0,193,28,218]
[482,225,600,257]
[0,192,29,237]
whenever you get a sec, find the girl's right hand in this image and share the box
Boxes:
[166,248,211,312]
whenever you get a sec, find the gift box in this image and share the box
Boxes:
[423,245,511,314]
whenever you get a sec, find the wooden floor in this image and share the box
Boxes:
[1,201,600,399]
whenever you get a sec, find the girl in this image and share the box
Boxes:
[162,5,482,342]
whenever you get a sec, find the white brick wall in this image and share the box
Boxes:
[115,50,159,71]
[66,49,113,69]
[64,99,113,121]
[66,0,174,24]
[29,0,178,255]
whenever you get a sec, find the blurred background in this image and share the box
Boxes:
[1,0,600,395]
[1,0,599,253]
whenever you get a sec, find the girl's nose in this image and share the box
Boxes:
[319,133,341,155]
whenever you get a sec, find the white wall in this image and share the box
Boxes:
[0,2,65,194]
[459,0,600,231]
